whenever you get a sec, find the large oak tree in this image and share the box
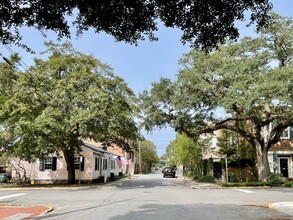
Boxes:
[139,14,293,181]
[0,42,138,183]
[1,0,272,51]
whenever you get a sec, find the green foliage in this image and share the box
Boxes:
[140,140,159,172]
[0,42,138,183]
[221,182,270,187]
[218,130,255,162]
[197,175,215,183]
[185,171,194,178]
[167,160,177,168]
[221,174,291,187]
[1,1,272,51]
[169,133,202,171]
[140,14,293,181]
[267,173,287,186]
[228,172,240,183]
[284,182,293,187]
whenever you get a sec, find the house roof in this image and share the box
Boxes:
[82,142,118,156]
[270,140,293,152]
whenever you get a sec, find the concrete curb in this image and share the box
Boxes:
[0,176,136,191]
[268,202,293,217]
[0,185,100,191]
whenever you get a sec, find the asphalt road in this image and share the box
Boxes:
[0,172,293,220]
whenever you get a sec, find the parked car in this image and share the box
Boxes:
[0,173,8,183]
[163,166,176,178]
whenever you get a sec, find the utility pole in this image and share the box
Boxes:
[138,139,142,174]
[225,155,228,182]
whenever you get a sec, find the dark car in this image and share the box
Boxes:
[0,173,9,183]
[163,166,176,178]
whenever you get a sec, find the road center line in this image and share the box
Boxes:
[234,189,255,194]
[0,193,26,200]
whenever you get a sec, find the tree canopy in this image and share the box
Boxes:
[217,130,255,162]
[139,13,293,181]
[0,42,138,183]
[1,0,272,51]
[168,134,201,173]
[140,140,159,172]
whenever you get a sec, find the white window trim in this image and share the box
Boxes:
[44,157,53,170]
[281,127,290,139]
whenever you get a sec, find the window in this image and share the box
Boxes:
[95,157,100,171]
[44,157,53,170]
[103,158,107,170]
[74,158,80,169]
[74,157,84,171]
[39,157,57,171]
[281,127,290,139]
[111,159,115,170]
[270,123,291,139]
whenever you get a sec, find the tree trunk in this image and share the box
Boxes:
[62,149,76,184]
[255,142,270,181]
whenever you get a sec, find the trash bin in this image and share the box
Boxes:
[110,172,115,181]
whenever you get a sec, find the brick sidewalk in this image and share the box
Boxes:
[0,205,51,219]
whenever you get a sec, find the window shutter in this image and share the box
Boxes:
[95,158,98,170]
[80,157,84,171]
[52,157,57,171]
[39,159,44,171]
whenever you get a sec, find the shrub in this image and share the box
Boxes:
[185,171,193,178]
[197,175,215,183]
[284,182,293,187]
[221,182,269,187]
[228,172,240,182]
[267,173,286,186]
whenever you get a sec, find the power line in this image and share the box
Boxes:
[0,48,64,109]
[4,45,30,70]
[2,56,13,66]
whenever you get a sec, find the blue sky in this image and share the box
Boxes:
[1,0,292,157]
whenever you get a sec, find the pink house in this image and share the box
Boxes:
[9,141,135,184]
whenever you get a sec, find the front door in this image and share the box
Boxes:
[280,158,289,177]
[213,162,222,180]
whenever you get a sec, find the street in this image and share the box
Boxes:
[0,172,293,220]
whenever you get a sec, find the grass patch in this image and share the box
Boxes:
[221,182,270,187]
[221,181,293,187]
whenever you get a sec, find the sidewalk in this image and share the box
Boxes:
[0,204,51,219]
[269,202,293,217]
[176,174,293,217]
[176,174,219,189]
